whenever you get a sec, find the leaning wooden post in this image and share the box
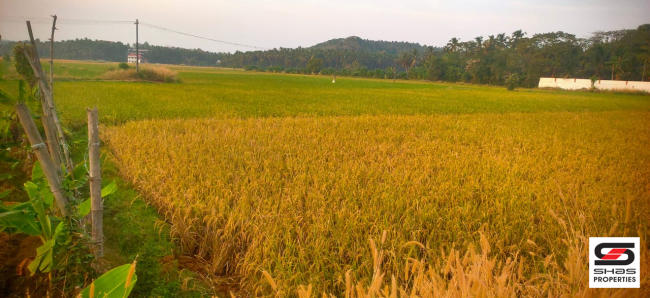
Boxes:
[21,44,63,177]
[87,107,103,257]
[49,15,57,94]
[25,21,74,175]
[15,102,70,216]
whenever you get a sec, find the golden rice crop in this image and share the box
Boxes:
[102,111,650,296]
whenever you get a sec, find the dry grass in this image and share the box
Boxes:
[103,111,650,296]
[102,67,179,83]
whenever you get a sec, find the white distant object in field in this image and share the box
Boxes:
[332,78,336,83]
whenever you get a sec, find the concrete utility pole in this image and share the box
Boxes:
[135,19,139,75]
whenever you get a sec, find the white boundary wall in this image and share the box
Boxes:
[538,77,650,92]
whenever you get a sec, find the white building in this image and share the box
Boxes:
[127,49,148,64]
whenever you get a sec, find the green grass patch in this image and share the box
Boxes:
[42,69,650,128]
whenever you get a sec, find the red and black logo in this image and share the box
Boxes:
[595,243,635,266]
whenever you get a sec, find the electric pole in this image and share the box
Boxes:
[135,19,139,75]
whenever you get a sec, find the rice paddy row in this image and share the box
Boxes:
[103,111,650,296]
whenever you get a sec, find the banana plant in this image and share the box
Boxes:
[0,70,131,295]
[0,161,117,275]
[78,261,138,298]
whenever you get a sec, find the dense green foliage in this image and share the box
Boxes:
[140,42,222,66]
[0,39,129,62]
[78,263,137,298]
[227,24,650,87]
[0,80,125,295]
[2,24,648,88]
[11,44,37,89]
[310,36,430,55]
[0,39,223,66]
[0,161,97,289]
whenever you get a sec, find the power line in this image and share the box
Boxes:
[141,22,268,50]
[0,17,133,23]
[0,18,137,25]
[0,17,269,50]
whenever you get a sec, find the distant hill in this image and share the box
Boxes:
[310,36,433,55]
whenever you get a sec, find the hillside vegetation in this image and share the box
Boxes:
[309,36,431,55]
[228,24,650,88]
[3,23,648,89]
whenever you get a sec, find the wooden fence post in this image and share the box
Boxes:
[15,102,70,216]
[49,15,57,95]
[21,44,62,177]
[87,107,103,257]
[25,21,74,174]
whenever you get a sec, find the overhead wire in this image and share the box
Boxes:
[0,17,268,50]
[0,18,132,24]
[140,22,268,50]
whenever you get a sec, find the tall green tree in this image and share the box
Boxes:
[306,57,324,74]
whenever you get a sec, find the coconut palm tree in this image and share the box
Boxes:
[496,33,508,48]
[606,55,627,80]
[425,46,436,60]
[474,36,484,49]
[411,48,419,69]
[486,35,496,49]
[423,46,436,69]
[510,30,526,49]
[396,52,413,78]
[446,37,460,53]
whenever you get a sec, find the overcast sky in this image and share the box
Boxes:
[1,0,649,53]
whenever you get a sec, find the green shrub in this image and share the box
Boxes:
[139,68,180,83]
[590,75,598,88]
[12,44,38,89]
[103,67,180,83]
[505,73,520,91]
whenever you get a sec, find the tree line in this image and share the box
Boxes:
[221,24,650,87]
[0,38,223,66]
[2,24,649,87]
[310,36,429,55]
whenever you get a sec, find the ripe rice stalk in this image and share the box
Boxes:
[102,112,650,296]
